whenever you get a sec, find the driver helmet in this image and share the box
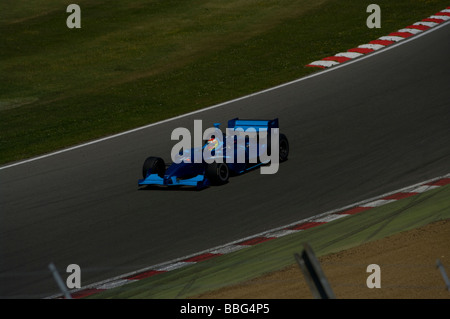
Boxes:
[206,137,219,151]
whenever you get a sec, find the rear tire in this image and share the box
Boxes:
[267,133,289,162]
[205,162,229,185]
[279,133,289,162]
[142,157,165,178]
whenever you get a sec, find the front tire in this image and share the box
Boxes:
[142,156,165,178]
[205,162,229,185]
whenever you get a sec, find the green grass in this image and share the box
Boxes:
[88,184,450,299]
[1,0,448,164]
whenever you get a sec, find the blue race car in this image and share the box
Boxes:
[138,118,289,189]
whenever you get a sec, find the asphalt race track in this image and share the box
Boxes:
[1,22,449,298]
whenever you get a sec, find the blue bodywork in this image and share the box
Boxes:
[138,118,279,189]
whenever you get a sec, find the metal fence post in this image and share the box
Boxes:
[436,259,450,291]
[295,243,335,299]
[48,263,72,299]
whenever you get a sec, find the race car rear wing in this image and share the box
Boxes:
[227,118,279,133]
